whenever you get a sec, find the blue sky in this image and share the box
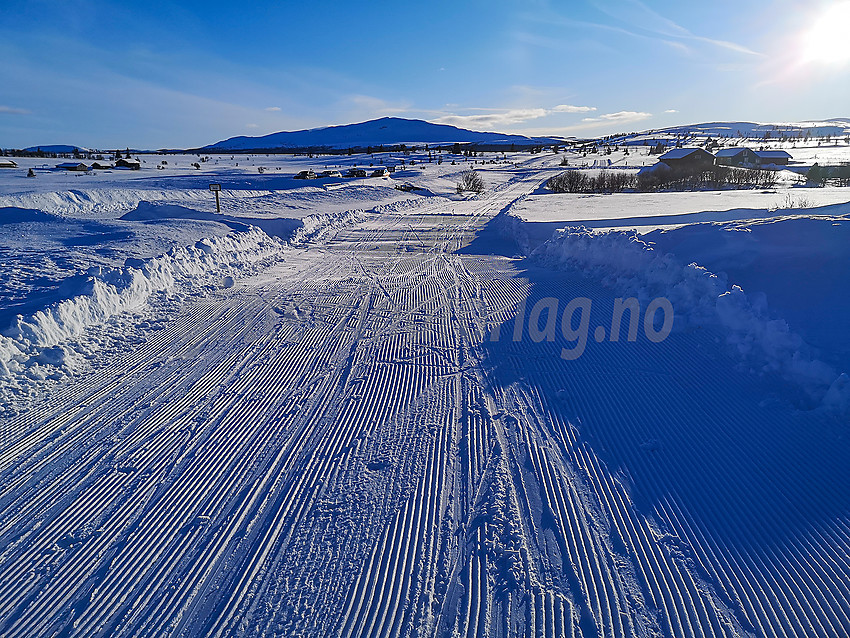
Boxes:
[1,0,848,149]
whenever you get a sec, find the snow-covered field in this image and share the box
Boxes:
[0,148,849,636]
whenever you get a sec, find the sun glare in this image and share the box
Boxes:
[801,2,850,66]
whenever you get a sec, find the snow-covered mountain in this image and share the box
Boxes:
[200,117,562,151]
[626,119,850,141]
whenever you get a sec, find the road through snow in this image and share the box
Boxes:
[0,164,848,637]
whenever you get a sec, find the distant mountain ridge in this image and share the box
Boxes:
[642,119,850,139]
[23,144,91,154]
[19,118,848,154]
[199,117,564,151]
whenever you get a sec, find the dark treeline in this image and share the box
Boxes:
[807,163,850,186]
[2,148,134,160]
[548,166,780,193]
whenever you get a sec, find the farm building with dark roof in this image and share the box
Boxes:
[55,162,88,171]
[658,147,715,169]
[715,147,759,167]
[754,150,792,166]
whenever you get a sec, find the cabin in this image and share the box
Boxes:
[90,162,113,170]
[55,162,88,171]
[658,147,715,170]
[754,150,792,166]
[115,158,141,170]
[714,147,758,167]
[0,159,18,169]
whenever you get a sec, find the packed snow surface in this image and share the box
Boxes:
[0,146,848,637]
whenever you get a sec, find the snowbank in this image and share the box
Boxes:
[121,201,303,239]
[288,200,410,244]
[0,227,284,411]
[123,200,381,244]
[291,209,364,244]
[0,187,270,218]
[532,225,848,412]
[0,193,375,414]
[642,215,850,376]
[288,194,445,244]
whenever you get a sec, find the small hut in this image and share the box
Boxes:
[55,162,88,171]
[116,158,141,170]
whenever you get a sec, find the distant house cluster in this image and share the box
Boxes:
[659,147,792,169]
[53,158,141,172]
[294,166,391,180]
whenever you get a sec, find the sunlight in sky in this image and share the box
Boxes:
[0,1,848,148]
[801,1,850,66]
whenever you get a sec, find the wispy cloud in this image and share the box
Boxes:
[664,109,679,113]
[592,0,762,57]
[553,104,597,113]
[246,123,260,128]
[264,106,281,112]
[435,108,549,128]
[0,105,30,115]
[526,0,762,62]
[525,15,690,54]
[433,103,597,129]
[582,110,652,124]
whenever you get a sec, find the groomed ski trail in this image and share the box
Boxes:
[0,160,848,637]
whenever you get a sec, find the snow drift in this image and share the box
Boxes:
[532,225,849,412]
[122,200,370,244]
[0,187,270,217]
[121,201,304,240]
[0,227,284,408]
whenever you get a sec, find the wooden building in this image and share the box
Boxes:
[658,147,715,170]
[754,150,792,166]
[715,147,758,167]
[55,162,88,171]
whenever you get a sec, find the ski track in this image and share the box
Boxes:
[0,158,848,637]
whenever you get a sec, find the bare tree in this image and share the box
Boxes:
[457,170,485,194]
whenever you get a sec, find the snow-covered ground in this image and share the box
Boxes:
[513,186,850,229]
[0,149,848,637]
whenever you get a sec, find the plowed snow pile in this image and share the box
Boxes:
[0,226,284,412]
[0,187,272,218]
[533,224,849,412]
